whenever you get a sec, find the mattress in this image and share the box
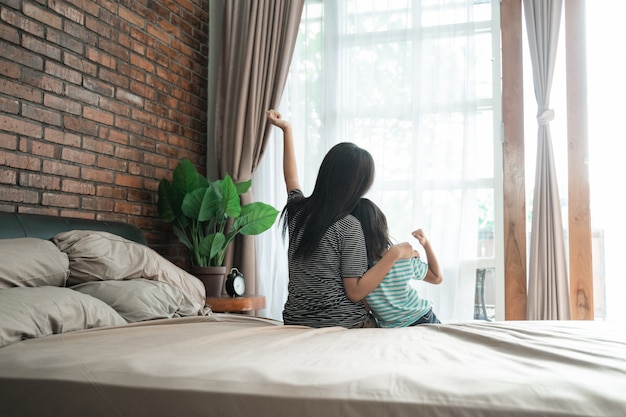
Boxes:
[1,315,625,417]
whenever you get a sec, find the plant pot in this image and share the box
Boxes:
[191,266,227,297]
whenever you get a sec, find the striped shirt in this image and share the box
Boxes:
[282,189,369,328]
[365,257,432,328]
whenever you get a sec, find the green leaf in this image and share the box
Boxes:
[198,233,226,264]
[233,202,279,235]
[181,186,208,221]
[220,175,242,219]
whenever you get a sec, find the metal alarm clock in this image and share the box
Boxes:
[225,268,245,297]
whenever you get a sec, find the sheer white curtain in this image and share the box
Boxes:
[255,0,500,323]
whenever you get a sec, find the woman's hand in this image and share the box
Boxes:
[389,242,420,259]
[267,109,290,130]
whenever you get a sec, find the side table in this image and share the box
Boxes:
[205,295,266,313]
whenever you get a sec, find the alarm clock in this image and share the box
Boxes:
[225,268,245,297]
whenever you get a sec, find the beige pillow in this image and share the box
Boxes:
[52,230,205,315]
[72,279,200,322]
[0,286,127,347]
[0,238,69,288]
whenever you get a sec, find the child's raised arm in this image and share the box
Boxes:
[267,109,300,193]
[412,229,443,284]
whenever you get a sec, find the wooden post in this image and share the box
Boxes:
[565,0,594,320]
[501,0,528,320]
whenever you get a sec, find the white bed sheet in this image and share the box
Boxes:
[0,315,625,417]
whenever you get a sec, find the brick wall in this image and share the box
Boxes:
[0,0,209,266]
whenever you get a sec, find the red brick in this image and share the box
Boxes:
[23,3,62,30]
[60,209,95,219]
[83,106,114,125]
[85,45,116,70]
[96,184,127,199]
[61,147,96,165]
[99,67,130,89]
[26,139,57,158]
[0,168,17,185]
[115,88,144,106]
[64,0,100,18]
[44,127,81,147]
[42,192,79,208]
[130,108,156,126]
[1,7,45,38]
[127,188,152,203]
[0,186,39,203]
[0,21,20,44]
[114,200,143,215]
[130,53,155,73]
[64,84,100,105]
[42,160,80,178]
[99,97,130,117]
[99,38,130,62]
[22,34,61,60]
[22,68,64,94]
[81,167,113,183]
[45,61,82,85]
[128,161,156,177]
[83,136,114,155]
[118,6,145,29]
[0,149,41,171]
[63,53,98,77]
[1,78,42,103]
[19,172,61,190]
[115,173,143,189]
[99,127,129,145]
[49,0,84,24]
[97,155,127,172]
[84,15,112,38]
[114,117,143,135]
[0,96,19,114]
[0,114,43,138]
[22,103,62,126]
[64,115,98,136]
[63,20,97,43]
[0,58,20,79]
[43,93,82,115]
[82,196,115,211]
[0,132,18,150]
[115,146,142,162]
[62,178,96,195]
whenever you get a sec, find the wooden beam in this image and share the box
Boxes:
[501,0,527,320]
[565,0,594,320]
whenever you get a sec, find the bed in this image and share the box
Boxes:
[1,211,625,417]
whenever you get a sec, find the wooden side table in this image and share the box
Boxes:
[205,295,266,313]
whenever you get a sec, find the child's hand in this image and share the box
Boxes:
[412,229,428,246]
[266,109,290,130]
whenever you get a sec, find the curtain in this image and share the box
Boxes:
[524,0,571,320]
[212,0,304,296]
[256,0,500,322]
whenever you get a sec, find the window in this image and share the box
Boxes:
[257,0,502,322]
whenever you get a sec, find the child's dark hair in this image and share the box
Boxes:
[352,198,393,267]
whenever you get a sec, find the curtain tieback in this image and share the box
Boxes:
[537,109,554,125]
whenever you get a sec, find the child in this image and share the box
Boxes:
[352,198,443,327]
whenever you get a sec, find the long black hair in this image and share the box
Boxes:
[351,198,393,267]
[281,142,375,258]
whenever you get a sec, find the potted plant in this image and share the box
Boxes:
[157,158,279,296]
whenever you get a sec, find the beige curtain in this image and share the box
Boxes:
[213,0,304,295]
[524,0,571,320]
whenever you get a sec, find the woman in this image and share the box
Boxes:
[267,109,417,328]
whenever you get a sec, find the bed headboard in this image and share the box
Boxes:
[0,211,147,245]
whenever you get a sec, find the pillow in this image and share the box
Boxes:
[71,279,200,322]
[0,238,69,288]
[52,230,205,315]
[0,286,127,348]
